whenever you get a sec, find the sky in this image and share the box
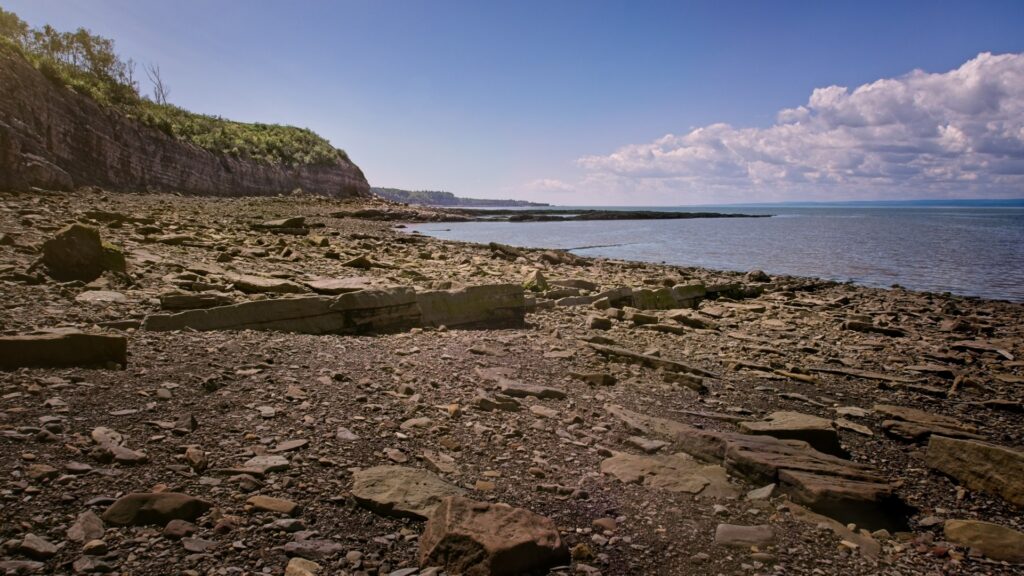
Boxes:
[5,0,1024,205]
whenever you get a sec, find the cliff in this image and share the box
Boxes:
[0,45,370,198]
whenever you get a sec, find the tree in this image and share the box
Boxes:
[144,62,170,104]
[0,6,28,43]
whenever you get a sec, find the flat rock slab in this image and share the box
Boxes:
[143,285,525,334]
[588,342,717,381]
[606,404,910,531]
[0,330,127,369]
[498,380,567,400]
[601,452,738,498]
[925,436,1024,506]
[714,524,775,547]
[305,276,376,295]
[944,519,1024,563]
[351,466,465,520]
[740,411,845,457]
[875,404,982,443]
[102,492,211,526]
[228,273,308,294]
[419,496,569,576]
[244,455,290,474]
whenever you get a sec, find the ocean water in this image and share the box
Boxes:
[408,206,1024,302]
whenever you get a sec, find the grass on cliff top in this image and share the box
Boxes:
[0,11,348,167]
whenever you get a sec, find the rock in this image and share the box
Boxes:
[925,436,1024,506]
[588,342,716,379]
[247,495,299,515]
[18,533,58,559]
[714,524,775,547]
[600,451,737,498]
[570,371,617,386]
[163,519,197,539]
[746,269,770,282]
[281,539,344,560]
[67,510,105,542]
[523,270,549,292]
[0,330,127,369]
[42,223,124,281]
[747,483,776,501]
[626,436,668,454]
[419,496,569,576]
[145,285,526,334]
[285,557,322,576]
[244,454,291,474]
[101,492,212,526]
[587,315,612,330]
[474,392,520,412]
[185,447,208,472]
[497,380,566,400]
[350,466,465,520]
[944,519,1024,563]
[417,284,526,329]
[304,277,374,295]
[181,537,215,553]
[75,290,127,304]
[82,539,108,556]
[739,411,845,457]
[0,560,44,573]
[159,291,234,311]
[228,273,307,294]
[875,404,982,442]
[606,404,911,531]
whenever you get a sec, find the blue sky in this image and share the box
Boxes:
[6,0,1024,204]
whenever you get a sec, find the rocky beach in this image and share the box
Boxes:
[0,189,1022,575]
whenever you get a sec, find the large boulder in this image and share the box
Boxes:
[0,330,127,369]
[350,466,464,520]
[419,496,569,576]
[41,223,125,281]
[944,519,1024,563]
[102,492,211,526]
[925,436,1024,506]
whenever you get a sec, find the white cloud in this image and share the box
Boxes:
[523,178,575,193]
[572,52,1024,202]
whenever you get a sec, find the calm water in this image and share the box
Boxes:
[409,206,1024,302]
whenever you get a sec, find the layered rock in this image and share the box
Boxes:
[925,436,1024,506]
[606,404,911,530]
[419,496,569,576]
[0,46,369,197]
[142,284,525,334]
[0,330,127,369]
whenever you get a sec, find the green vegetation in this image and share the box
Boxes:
[373,187,548,207]
[0,6,346,166]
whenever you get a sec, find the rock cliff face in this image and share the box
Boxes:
[0,47,370,197]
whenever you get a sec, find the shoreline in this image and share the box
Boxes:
[1,189,1022,575]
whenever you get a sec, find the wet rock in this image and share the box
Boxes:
[714,523,774,547]
[925,436,1024,506]
[419,496,569,576]
[943,519,1024,563]
[0,330,127,369]
[739,411,845,457]
[351,466,465,520]
[101,492,212,526]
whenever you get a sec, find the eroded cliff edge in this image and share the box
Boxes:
[0,46,370,198]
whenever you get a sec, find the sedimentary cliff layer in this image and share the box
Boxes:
[0,47,370,197]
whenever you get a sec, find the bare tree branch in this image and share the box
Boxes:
[144,62,170,104]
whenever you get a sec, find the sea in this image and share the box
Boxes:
[408,205,1024,303]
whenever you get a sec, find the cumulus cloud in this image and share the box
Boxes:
[574,52,1024,202]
